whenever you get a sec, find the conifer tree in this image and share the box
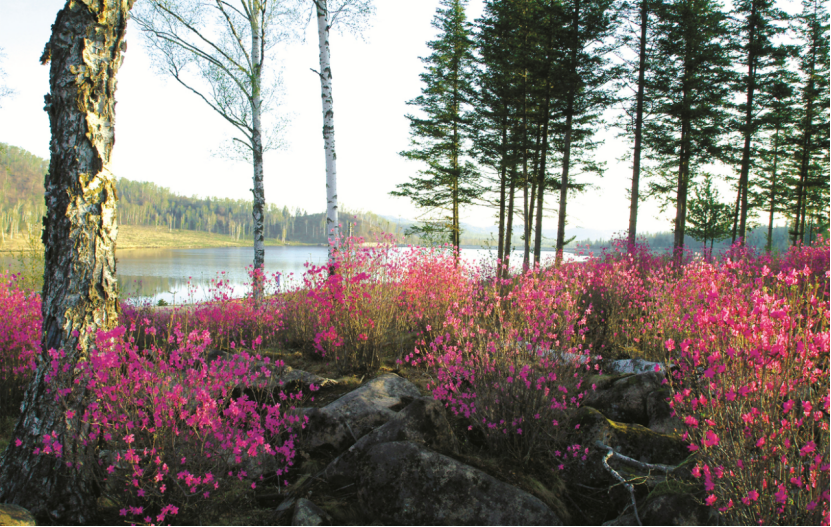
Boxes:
[393,0,479,253]
[788,0,829,245]
[686,172,732,250]
[643,0,731,254]
[727,0,789,243]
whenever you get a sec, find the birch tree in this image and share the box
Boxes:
[309,0,374,264]
[132,0,294,300]
[0,1,133,520]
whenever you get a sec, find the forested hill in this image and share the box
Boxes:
[0,143,403,245]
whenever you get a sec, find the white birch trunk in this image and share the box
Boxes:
[251,7,266,301]
[316,0,339,264]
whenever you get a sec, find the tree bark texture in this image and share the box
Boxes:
[316,0,339,263]
[628,0,649,247]
[0,0,132,522]
[251,9,266,301]
[737,0,759,244]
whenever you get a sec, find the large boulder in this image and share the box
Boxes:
[584,372,665,426]
[0,504,36,526]
[322,397,455,488]
[640,493,717,526]
[301,374,422,454]
[355,441,563,525]
[291,498,332,526]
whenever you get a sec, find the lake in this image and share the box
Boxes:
[4,245,582,304]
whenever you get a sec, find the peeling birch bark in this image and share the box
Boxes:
[251,9,265,301]
[0,0,132,521]
[316,0,339,264]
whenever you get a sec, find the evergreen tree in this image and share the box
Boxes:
[392,0,479,253]
[788,0,829,245]
[727,0,789,243]
[615,0,658,247]
[686,172,732,250]
[643,0,732,255]
[550,0,617,265]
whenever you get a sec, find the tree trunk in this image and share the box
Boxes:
[673,121,691,255]
[628,0,649,248]
[496,120,508,267]
[316,0,339,264]
[737,0,759,244]
[251,8,265,302]
[533,96,551,265]
[792,40,816,246]
[555,110,574,266]
[0,0,132,522]
[504,166,517,279]
[766,126,780,252]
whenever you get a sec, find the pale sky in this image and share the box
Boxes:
[0,0,678,236]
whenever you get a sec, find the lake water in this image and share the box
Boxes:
[3,245,582,304]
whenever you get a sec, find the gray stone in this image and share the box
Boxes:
[605,358,666,375]
[584,372,665,426]
[0,504,36,526]
[322,397,455,488]
[301,374,421,454]
[291,498,332,526]
[640,493,718,526]
[355,441,563,526]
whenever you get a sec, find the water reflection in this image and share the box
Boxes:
[2,245,583,305]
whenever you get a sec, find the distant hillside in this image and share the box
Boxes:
[0,143,404,247]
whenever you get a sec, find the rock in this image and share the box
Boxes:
[292,498,332,526]
[640,493,717,526]
[322,397,455,488]
[0,504,36,526]
[301,374,421,454]
[564,406,689,524]
[584,372,665,426]
[601,513,639,526]
[605,358,666,375]
[646,387,682,436]
[355,441,563,525]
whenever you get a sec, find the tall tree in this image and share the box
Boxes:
[728,0,788,243]
[616,0,656,247]
[133,0,294,300]
[686,172,732,250]
[750,77,796,252]
[643,0,731,255]
[309,0,374,264]
[551,0,617,265]
[788,0,829,245]
[0,0,133,521]
[392,0,479,253]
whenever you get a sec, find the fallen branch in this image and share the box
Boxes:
[597,442,642,526]
[594,441,680,474]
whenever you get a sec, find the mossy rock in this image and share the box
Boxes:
[0,504,36,526]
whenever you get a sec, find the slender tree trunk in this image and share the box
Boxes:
[521,93,531,270]
[555,109,574,266]
[496,119,508,266]
[555,0,580,267]
[792,52,815,246]
[730,184,740,243]
[316,0,339,264]
[533,96,551,265]
[766,126,780,252]
[251,9,265,302]
[737,0,759,244]
[628,0,649,247]
[0,1,132,521]
[504,165,517,279]
[674,121,691,255]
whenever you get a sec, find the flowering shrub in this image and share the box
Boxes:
[665,259,829,525]
[39,322,303,524]
[0,272,40,418]
[428,262,600,466]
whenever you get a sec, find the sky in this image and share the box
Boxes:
[0,0,683,237]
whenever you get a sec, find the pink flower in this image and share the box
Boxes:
[705,494,717,506]
[800,441,816,457]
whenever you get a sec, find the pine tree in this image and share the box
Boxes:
[788,0,829,245]
[643,0,732,255]
[550,0,617,265]
[727,0,789,243]
[392,0,479,253]
[686,173,732,250]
